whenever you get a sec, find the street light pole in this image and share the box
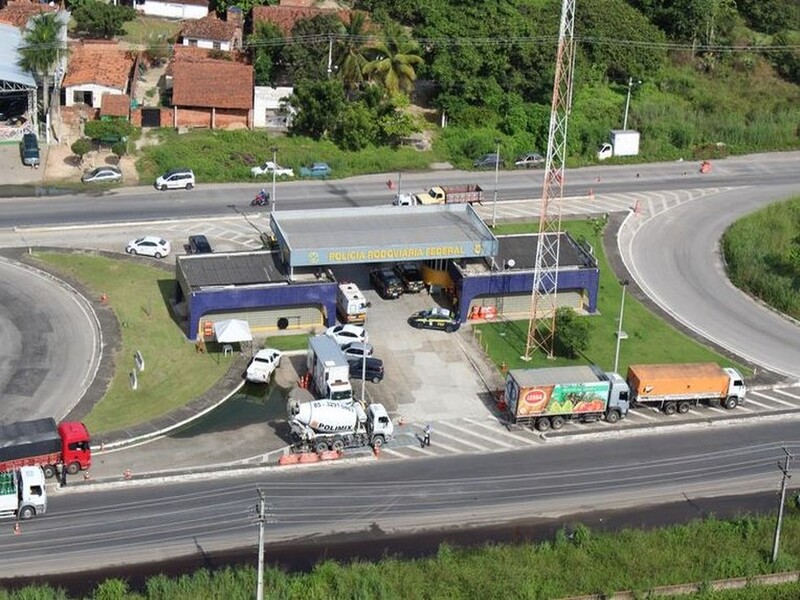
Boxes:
[613,279,629,373]
[623,77,641,130]
[255,488,266,600]
[772,447,793,563]
[491,142,500,228]
[360,312,367,406]
[270,146,278,214]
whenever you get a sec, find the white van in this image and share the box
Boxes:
[155,168,195,190]
[336,282,368,324]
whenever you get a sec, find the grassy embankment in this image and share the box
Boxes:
[7,510,800,598]
[722,196,800,321]
[475,219,749,374]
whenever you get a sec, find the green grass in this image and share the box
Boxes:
[722,196,800,321]
[120,16,182,47]
[475,219,750,375]
[264,333,309,352]
[32,252,230,434]
[135,129,446,184]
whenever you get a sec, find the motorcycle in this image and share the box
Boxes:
[251,190,270,206]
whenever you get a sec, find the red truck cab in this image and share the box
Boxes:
[58,421,92,474]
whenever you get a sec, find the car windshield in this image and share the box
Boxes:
[253,357,271,364]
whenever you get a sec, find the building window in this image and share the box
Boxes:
[188,39,198,47]
[213,41,221,50]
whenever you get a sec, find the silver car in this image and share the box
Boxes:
[81,166,123,184]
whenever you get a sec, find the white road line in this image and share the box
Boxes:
[704,406,726,413]
[431,427,488,451]
[403,445,439,456]
[378,447,405,457]
[627,409,656,420]
[462,418,541,445]
[742,397,771,410]
[442,420,514,447]
[753,390,796,408]
[775,388,800,402]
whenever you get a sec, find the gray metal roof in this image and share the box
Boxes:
[0,24,36,89]
[508,365,604,386]
[495,232,596,270]
[178,251,286,288]
[271,204,498,268]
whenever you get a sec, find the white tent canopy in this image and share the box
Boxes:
[213,319,252,343]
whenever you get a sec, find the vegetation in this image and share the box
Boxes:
[7,509,800,598]
[31,252,230,434]
[554,306,592,358]
[475,219,749,374]
[17,13,66,116]
[83,120,137,143]
[721,196,800,320]
[69,0,136,39]
[70,138,91,162]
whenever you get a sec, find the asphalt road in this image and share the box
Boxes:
[0,257,100,422]
[1,417,797,579]
[622,182,800,379]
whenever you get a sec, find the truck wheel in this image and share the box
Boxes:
[444,324,455,333]
[550,416,565,430]
[42,465,56,479]
[664,402,677,415]
[314,440,329,453]
[371,436,385,449]
[724,396,739,410]
[67,462,81,475]
[18,506,35,520]
[677,402,691,414]
[535,418,551,432]
[605,410,620,424]
[332,439,345,452]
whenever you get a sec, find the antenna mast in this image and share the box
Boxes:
[523,0,577,360]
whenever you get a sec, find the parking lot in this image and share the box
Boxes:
[0,143,45,189]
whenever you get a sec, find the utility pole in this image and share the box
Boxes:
[270,146,278,214]
[491,142,500,228]
[327,36,334,78]
[613,279,629,373]
[255,488,267,600]
[772,447,793,563]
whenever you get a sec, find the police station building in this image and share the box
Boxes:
[175,205,599,340]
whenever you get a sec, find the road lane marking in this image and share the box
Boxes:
[462,418,541,445]
[431,427,489,451]
[442,421,514,448]
[775,388,800,402]
[742,397,771,410]
[753,390,796,408]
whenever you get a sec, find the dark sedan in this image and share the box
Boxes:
[393,263,425,293]
[370,267,404,299]
[408,307,461,333]
[188,234,213,254]
[347,356,384,383]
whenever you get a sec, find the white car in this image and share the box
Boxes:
[341,341,374,360]
[251,161,294,178]
[155,168,195,190]
[325,324,368,346]
[245,348,282,383]
[126,236,171,258]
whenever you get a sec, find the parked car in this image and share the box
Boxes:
[6,115,27,127]
[341,341,374,360]
[325,324,368,346]
[81,166,123,184]
[514,152,545,169]
[393,263,425,293]
[408,307,461,333]
[126,236,171,258]
[155,168,195,191]
[20,133,39,168]
[369,267,404,299]
[251,161,294,178]
[347,356,384,383]
[188,234,213,254]
[299,162,331,178]
[473,153,503,169]
[245,348,282,383]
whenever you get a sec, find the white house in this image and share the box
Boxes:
[133,0,208,20]
[180,10,242,51]
[253,86,294,129]
[62,41,134,108]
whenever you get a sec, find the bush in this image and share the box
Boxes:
[554,306,592,359]
[111,141,127,159]
[70,138,92,161]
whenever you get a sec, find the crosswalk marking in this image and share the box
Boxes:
[462,417,541,445]
[440,421,514,448]
[432,427,489,451]
[753,390,796,408]
[775,388,800,402]
[743,397,771,410]
[379,446,405,457]
[627,409,656,420]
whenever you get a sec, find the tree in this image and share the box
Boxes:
[554,307,592,359]
[71,138,92,164]
[17,12,66,116]
[332,102,379,150]
[363,23,423,96]
[335,12,370,94]
[112,141,128,160]
[249,22,284,86]
[288,79,346,140]
[282,14,345,83]
[71,0,136,39]
[84,119,136,142]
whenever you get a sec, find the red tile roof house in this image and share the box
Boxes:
[180,8,243,51]
[133,0,209,20]
[170,58,253,129]
[0,0,56,28]
[251,3,353,37]
[62,41,136,109]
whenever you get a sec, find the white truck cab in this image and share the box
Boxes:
[0,466,47,520]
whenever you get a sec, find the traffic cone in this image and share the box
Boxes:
[588,189,594,201]
[83,471,91,481]
[634,200,642,215]
[123,468,132,480]
[13,522,20,535]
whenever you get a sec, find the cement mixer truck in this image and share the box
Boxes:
[287,399,394,453]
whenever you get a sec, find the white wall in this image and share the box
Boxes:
[64,85,123,108]
[253,86,294,128]
[135,1,208,20]
[181,38,232,51]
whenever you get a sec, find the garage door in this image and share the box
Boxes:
[200,305,324,337]
[468,290,584,320]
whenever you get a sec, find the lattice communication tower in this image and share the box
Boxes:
[523,0,577,360]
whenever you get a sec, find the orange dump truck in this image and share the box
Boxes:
[627,363,746,415]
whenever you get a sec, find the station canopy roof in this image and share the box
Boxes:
[270,204,498,268]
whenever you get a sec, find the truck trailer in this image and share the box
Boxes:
[288,399,394,453]
[0,418,91,478]
[627,363,746,414]
[394,184,484,206]
[0,466,47,520]
[307,335,353,401]
[505,365,630,431]
[597,130,640,160]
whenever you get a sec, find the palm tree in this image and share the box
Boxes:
[18,12,67,117]
[336,12,369,94]
[363,24,424,97]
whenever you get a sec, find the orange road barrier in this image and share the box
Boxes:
[298,453,319,464]
[278,454,300,466]
[319,450,341,461]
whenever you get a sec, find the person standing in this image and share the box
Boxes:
[422,424,432,447]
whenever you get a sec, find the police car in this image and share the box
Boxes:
[407,307,460,333]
